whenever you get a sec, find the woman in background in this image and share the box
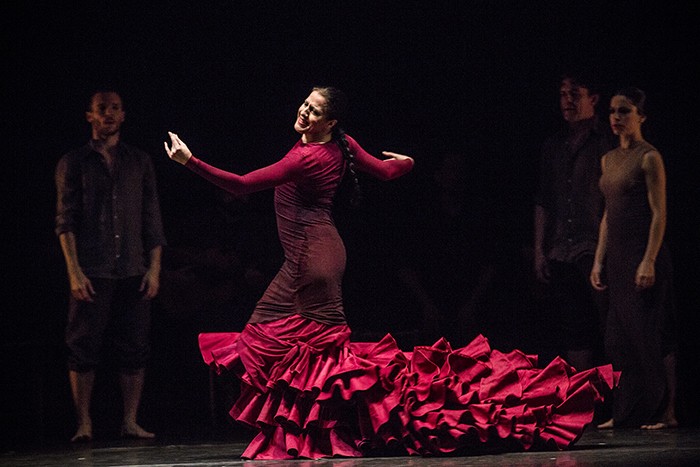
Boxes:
[591,87,678,430]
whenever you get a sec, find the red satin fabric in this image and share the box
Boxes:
[200,314,617,459]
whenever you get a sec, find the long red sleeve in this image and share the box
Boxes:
[346,135,414,180]
[185,154,303,196]
[183,135,413,197]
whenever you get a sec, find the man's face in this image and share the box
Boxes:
[86,92,125,138]
[559,78,598,123]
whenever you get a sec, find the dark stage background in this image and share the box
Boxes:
[4,0,699,449]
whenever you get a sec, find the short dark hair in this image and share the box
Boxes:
[86,88,123,111]
[559,69,602,96]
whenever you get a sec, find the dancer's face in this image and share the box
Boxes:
[86,92,125,139]
[609,95,645,137]
[294,91,337,143]
[559,78,598,123]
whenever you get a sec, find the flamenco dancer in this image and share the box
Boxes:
[165,86,617,459]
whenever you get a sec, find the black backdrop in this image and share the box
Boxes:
[4,0,700,446]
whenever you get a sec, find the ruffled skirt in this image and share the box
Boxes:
[199,314,617,459]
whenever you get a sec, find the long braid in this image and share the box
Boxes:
[312,86,362,207]
[335,127,362,207]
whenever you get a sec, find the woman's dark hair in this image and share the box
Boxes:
[615,87,647,116]
[313,86,362,207]
[313,86,347,122]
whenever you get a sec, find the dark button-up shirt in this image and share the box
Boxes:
[55,141,167,278]
[535,117,614,262]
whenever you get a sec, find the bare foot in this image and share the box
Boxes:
[70,423,93,443]
[121,422,155,439]
[597,418,614,429]
[641,419,679,430]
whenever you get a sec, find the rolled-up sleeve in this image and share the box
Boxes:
[141,155,167,252]
[55,152,82,237]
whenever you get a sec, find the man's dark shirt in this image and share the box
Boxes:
[535,117,614,263]
[55,141,167,278]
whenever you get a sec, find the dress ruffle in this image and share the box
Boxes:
[199,314,617,459]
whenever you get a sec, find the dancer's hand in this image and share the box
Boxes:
[635,259,656,290]
[164,131,193,165]
[590,264,607,291]
[67,267,96,302]
[140,265,161,300]
[382,151,414,165]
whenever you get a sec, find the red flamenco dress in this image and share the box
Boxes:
[200,321,616,459]
[186,135,617,459]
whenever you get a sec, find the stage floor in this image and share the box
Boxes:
[2,426,700,466]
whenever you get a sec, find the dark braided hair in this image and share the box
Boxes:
[334,127,362,207]
[312,86,362,207]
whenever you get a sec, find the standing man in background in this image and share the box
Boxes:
[55,89,166,442]
[533,71,614,372]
